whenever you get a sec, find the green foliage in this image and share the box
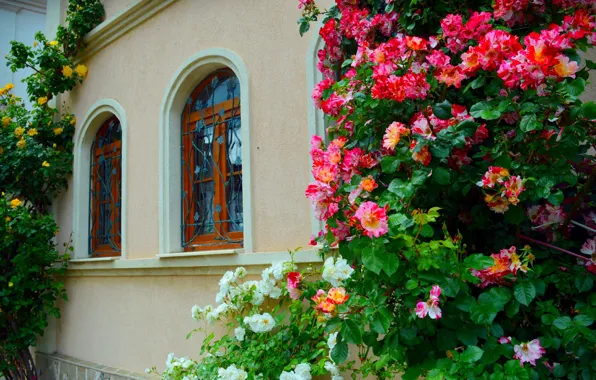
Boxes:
[0,1,104,377]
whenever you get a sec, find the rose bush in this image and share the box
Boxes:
[159,1,596,379]
[0,1,104,378]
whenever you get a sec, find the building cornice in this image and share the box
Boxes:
[0,0,46,14]
[76,0,178,62]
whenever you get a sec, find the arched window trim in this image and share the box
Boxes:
[73,99,128,259]
[307,25,327,237]
[159,48,252,255]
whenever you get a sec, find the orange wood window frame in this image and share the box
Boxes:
[182,70,243,251]
[90,117,122,257]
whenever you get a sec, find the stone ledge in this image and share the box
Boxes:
[36,352,147,380]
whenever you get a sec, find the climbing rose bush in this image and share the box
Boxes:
[159,1,596,379]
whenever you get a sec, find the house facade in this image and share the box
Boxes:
[30,0,331,378]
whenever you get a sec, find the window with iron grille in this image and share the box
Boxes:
[181,69,243,251]
[89,116,122,256]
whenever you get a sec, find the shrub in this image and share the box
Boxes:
[158,1,596,379]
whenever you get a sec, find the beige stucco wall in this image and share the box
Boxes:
[50,0,320,373]
[55,0,315,258]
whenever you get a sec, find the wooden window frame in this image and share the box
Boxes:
[89,117,122,257]
[182,70,243,252]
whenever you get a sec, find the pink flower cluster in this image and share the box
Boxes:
[580,237,596,273]
[514,339,546,366]
[527,203,569,242]
[415,285,442,320]
[472,246,531,288]
[477,167,525,214]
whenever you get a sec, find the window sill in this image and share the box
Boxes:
[62,249,322,277]
[157,249,240,259]
[70,257,121,264]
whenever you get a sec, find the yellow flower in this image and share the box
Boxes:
[16,138,26,149]
[75,64,88,78]
[5,216,11,222]
[0,88,6,96]
[33,41,38,47]
[38,96,48,106]
[8,282,13,288]
[14,126,24,137]
[48,40,58,46]
[62,65,73,78]
[70,117,76,126]
[4,83,14,90]
[1,116,11,127]
[42,161,50,167]
[10,199,22,208]
[27,128,38,137]
[52,143,57,148]
[53,127,63,135]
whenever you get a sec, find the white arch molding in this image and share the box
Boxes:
[158,48,253,255]
[307,25,326,237]
[72,98,128,259]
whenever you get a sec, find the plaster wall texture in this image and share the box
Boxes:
[51,0,318,373]
[55,0,314,258]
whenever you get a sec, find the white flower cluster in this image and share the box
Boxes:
[322,257,354,287]
[217,364,248,380]
[243,312,276,333]
[191,303,237,324]
[324,361,344,380]
[234,326,246,341]
[162,353,197,380]
[279,363,312,380]
[191,262,296,325]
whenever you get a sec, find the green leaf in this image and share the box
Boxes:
[341,319,362,344]
[432,100,452,120]
[514,282,536,306]
[464,254,495,270]
[388,213,414,233]
[470,303,498,326]
[470,102,502,120]
[504,359,530,380]
[371,307,392,334]
[519,114,542,133]
[362,247,399,276]
[331,341,349,364]
[567,77,585,97]
[504,206,525,225]
[575,276,593,293]
[582,101,596,120]
[381,156,400,173]
[573,314,594,327]
[432,167,451,185]
[457,328,478,346]
[299,21,310,36]
[405,279,418,290]
[460,346,484,363]
[553,316,573,330]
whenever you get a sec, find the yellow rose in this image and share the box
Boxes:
[0,88,6,96]
[8,282,13,288]
[38,96,48,105]
[14,126,24,137]
[10,199,22,208]
[42,161,50,167]
[4,83,14,90]
[48,40,58,46]
[1,116,11,127]
[52,143,57,148]
[62,65,73,78]
[27,128,38,137]
[53,127,63,135]
[16,138,26,149]
[33,41,38,47]
[75,64,88,78]
[5,216,11,222]
[70,117,76,126]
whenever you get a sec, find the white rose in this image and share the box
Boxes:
[234,326,246,341]
[327,332,338,350]
[191,305,202,321]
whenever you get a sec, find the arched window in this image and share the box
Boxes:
[89,116,122,256]
[181,69,243,251]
